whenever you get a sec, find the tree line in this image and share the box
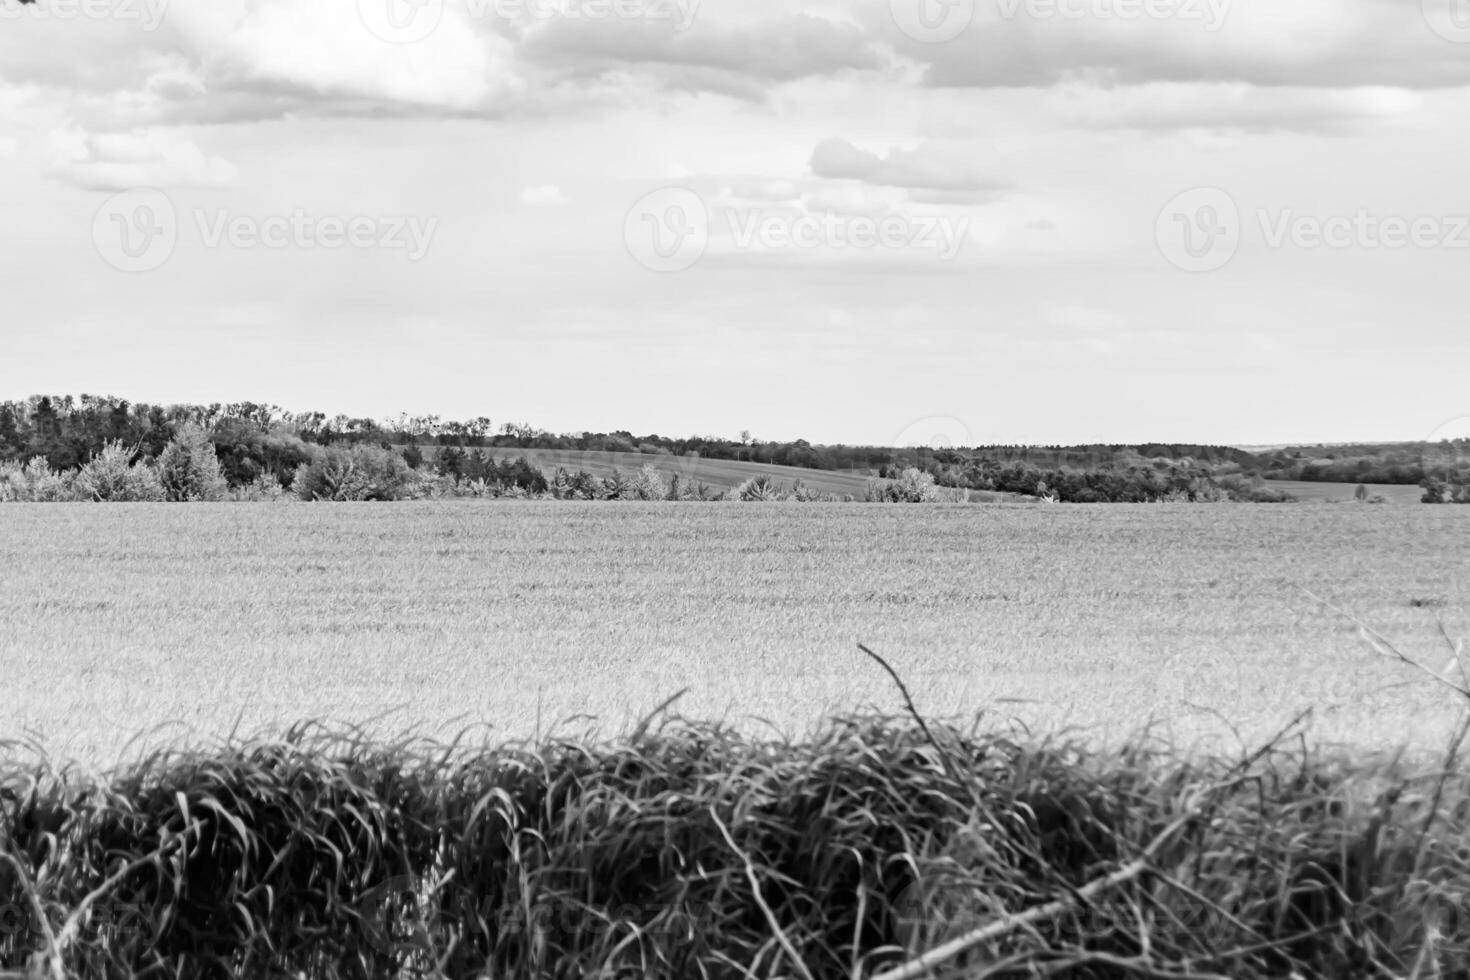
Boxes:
[2,393,1466,504]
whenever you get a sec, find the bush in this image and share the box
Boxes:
[291,444,421,501]
[729,476,786,501]
[73,442,165,502]
[0,456,78,502]
[866,467,942,503]
[628,465,667,501]
[210,420,314,489]
[157,424,228,502]
[228,473,290,502]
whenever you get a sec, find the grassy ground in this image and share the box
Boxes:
[3,709,1469,978]
[1,503,1465,766]
[1261,480,1427,504]
[472,449,1033,502]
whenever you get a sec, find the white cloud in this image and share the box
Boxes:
[1044,304,1124,332]
[1049,82,1422,133]
[520,184,568,206]
[166,1,521,115]
[810,138,1005,194]
[49,128,237,191]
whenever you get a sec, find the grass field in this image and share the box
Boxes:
[479,448,882,497]
[2,503,1466,766]
[1262,479,1427,504]
[475,448,1031,502]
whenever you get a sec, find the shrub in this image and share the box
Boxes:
[73,442,165,502]
[210,420,314,489]
[603,470,634,500]
[729,476,786,501]
[0,456,78,502]
[628,465,667,501]
[157,424,228,502]
[291,444,421,501]
[228,473,290,502]
[866,467,942,503]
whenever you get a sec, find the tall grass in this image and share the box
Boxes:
[2,692,1468,978]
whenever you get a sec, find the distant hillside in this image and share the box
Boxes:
[1260,481,1426,505]
[476,448,1029,502]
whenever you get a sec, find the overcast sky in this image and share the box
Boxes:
[3,0,1469,447]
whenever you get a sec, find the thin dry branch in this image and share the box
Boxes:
[870,710,1314,980]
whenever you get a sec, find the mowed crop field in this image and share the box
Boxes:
[2,503,1467,765]
[475,448,1031,502]
[1263,480,1428,504]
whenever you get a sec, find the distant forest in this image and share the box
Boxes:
[2,395,1467,504]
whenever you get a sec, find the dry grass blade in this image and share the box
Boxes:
[710,807,817,980]
[1301,587,1470,700]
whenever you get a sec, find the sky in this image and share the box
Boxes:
[2,0,1469,449]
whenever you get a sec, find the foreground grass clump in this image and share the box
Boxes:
[1,712,1467,979]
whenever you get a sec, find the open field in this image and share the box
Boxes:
[2,503,1466,766]
[1262,479,1428,504]
[480,448,880,497]
[475,448,1031,502]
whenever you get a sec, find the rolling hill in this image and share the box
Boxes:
[1260,480,1426,504]
[474,448,1030,502]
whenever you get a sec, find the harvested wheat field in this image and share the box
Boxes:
[1,503,1465,765]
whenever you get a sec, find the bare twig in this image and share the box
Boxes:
[869,856,1154,980]
[871,710,1313,980]
[1301,588,1470,700]
[858,645,975,803]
